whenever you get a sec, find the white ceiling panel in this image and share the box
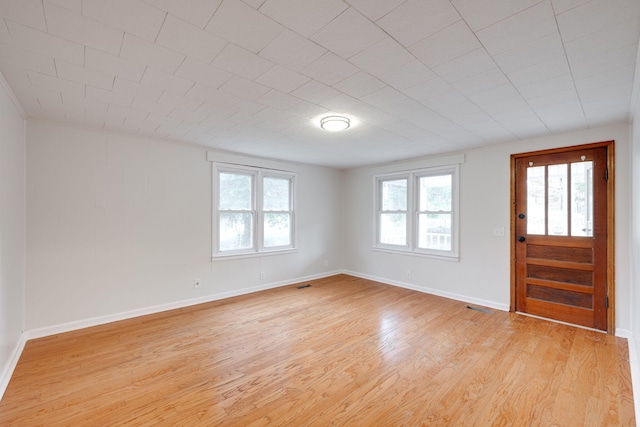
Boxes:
[300,52,359,86]
[84,48,146,82]
[348,37,414,76]
[0,0,637,168]
[346,0,405,21]
[6,20,84,65]
[206,0,282,53]
[0,0,46,31]
[258,0,347,37]
[175,57,232,90]
[119,33,185,74]
[212,43,273,80]
[0,18,11,44]
[556,0,640,42]
[219,75,271,100]
[476,2,558,56]
[141,0,222,29]
[113,77,163,101]
[258,29,326,71]
[452,0,544,31]
[82,0,166,42]
[409,20,481,69]
[254,65,310,93]
[433,48,496,83]
[44,2,123,56]
[332,71,386,98]
[55,60,114,90]
[156,15,227,64]
[310,7,386,59]
[0,44,56,75]
[378,60,437,91]
[376,0,460,47]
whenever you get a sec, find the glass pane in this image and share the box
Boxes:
[527,166,546,235]
[263,177,290,211]
[381,179,407,211]
[571,161,593,237]
[264,213,291,247]
[548,164,568,236]
[419,175,451,211]
[418,213,451,250]
[219,172,252,210]
[219,212,253,251]
[380,213,406,245]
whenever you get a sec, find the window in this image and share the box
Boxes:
[375,165,459,260]
[214,164,295,258]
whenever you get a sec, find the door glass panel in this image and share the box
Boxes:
[548,164,568,236]
[527,166,545,235]
[571,161,593,237]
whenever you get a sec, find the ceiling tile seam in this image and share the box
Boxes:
[548,0,589,129]
[448,2,554,134]
[450,0,547,33]
[152,11,169,44]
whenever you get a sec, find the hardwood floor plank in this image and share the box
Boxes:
[0,275,634,426]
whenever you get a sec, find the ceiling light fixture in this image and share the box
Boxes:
[320,115,350,131]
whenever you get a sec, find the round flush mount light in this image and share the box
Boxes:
[320,115,350,131]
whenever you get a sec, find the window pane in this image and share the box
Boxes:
[571,161,593,237]
[418,213,451,250]
[264,213,290,247]
[380,213,406,245]
[219,212,253,251]
[419,175,451,211]
[219,173,252,210]
[263,177,290,211]
[527,166,546,235]
[381,179,407,211]
[548,164,568,236]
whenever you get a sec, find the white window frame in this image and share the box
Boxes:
[374,164,460,261]
[213,163,296,259]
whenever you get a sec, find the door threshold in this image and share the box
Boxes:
[515,311,606,334]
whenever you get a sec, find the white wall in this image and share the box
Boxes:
[25,121,343,331]
[630,46,640,408]
[343,123,632,332]
[0,79,26,393]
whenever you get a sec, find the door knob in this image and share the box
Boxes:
[518,236,526,242]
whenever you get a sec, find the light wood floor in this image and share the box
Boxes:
[0,275,634,426]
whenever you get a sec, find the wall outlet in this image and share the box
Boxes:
[405,270,411,278]
[493,227,505,237]
[260,272,265,280]
[324,259,329,267]
[194,279,201,288]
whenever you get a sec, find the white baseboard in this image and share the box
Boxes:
[343,270,510,312]
[25,270,343,341]
[0,333,28,401]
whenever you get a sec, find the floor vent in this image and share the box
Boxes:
[467,305,493,314]
[297,284,311,289]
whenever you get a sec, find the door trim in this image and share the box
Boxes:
[510,141,615,334]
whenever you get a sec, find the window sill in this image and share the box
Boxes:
[212,248,298,261]
[372,246,459,262]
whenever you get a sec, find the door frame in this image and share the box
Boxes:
[510,141,615,334]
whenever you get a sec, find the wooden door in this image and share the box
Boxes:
[513,144,611,331]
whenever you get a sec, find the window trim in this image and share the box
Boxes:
[373,164,460,261]
[213,163,296,259]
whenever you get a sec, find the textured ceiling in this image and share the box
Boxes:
[0,0,639,168]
